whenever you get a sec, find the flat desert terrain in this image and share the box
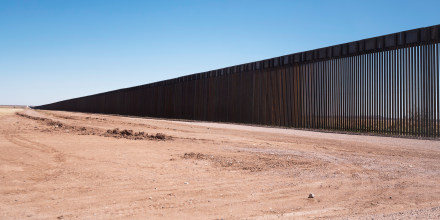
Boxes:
[1,108,440,219]
[0,106,25,117]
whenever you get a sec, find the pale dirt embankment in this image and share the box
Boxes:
[0,106,26,117]
[1,108,439,219]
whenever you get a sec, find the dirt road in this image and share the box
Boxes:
[1,108,440,219]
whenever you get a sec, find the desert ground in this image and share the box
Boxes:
[0,106,26,116]
[1,108,440,219]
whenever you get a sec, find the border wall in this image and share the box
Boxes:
[37,25,440,137]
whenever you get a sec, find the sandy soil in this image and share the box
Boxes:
[1,108,440,219]
[0,107,25,117]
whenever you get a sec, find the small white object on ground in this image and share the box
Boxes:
[308,193,314,198]
[184,182,189,184]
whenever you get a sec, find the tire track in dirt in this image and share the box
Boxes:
[0,115,69,185]
[7,112,169,169]
[3,128,66,162]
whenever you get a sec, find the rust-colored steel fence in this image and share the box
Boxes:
[37,25,440,137]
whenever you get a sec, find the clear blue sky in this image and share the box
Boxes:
[1,0,439,106]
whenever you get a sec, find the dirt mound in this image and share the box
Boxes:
[85,116,107,121]
[16,112,170,141]
[183,152,210,160]
[17,112,98,135]
[17,112,58,124]
[104,128,169,140]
